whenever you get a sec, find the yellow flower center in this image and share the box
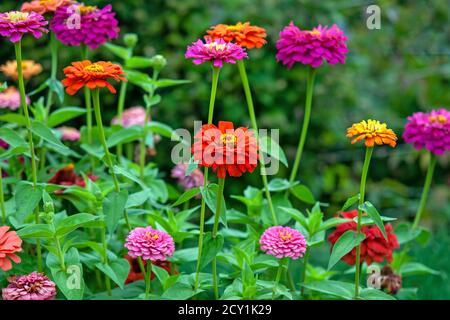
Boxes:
[429,115,447,124]
[279,231,292,241]
[39,0,52,4]
[63,163,75,171]
[78,5,97,15]
[227,24,244,32]
[205,42,226,51]
[84,63,104,73]
[309,29,321,36]
[220,133,237,145]
[145,232,159,240]
[5,11,29,23]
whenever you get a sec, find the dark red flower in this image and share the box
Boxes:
[192,121,258,179]
[328,210,399,265]
[124,255,174,284]
[48,164,97,193]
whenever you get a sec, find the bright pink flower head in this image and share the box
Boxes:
[185,38,247,68]
[50,4,119,49]
[0,87,29,110]
[0,11,48,43]
[171,163,204,191]
[276,22,348,69]
[111,106,148,128]
[403,108,450,156]
[57,126,80,142]
[259,226,307,260]
[125,227,175,262]
[2,272,56,300]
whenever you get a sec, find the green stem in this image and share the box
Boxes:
[101,228,112,295]
[45,32,58,118]
[412,153,437,230]
[0,167,6,224]
[272,258,287,299]
[116,81,128,163]
[300,246,310,297]
[145,261,152,300]
[286,67,316,196]
[54,236,66,271]
[81,45,95,170]
[194,66,220,291]
[15,41,42,272]
[126,143,134,162]
[212,178,225,300]
[92,89,131,231]
[237,60,278,225]
[354,146,373,299]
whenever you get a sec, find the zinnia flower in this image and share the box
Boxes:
[57,126,80,141]
[124,255,174,284]
[347,119,398,148]
[192,121,258,179]
[21,0,73,15]
[328,210,399,265]
[2,272,56,300]
[171,163,204,191]
[62,60,126,95]
[0,60,43,81]
[51,3,119,49]
[259,226,307,259]
[0,11,48,43]
[0,87,30,110]
[111,106,148,128]
[206,22,267,49]
[403,108,450,155]
[185,38,247,68]
[276,22,348,69]
[125,227,175,261]
[0,226,22,271]
[48,163,97,193]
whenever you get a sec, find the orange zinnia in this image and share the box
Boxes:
[0,60,42,80]
[0,226,22,271]
[21,0,73,15]
[62,60,126,95]
[206,22,267,49]
[347,119,397,148]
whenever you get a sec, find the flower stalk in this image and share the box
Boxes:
[0,167,6,224]
[212,177,225,300]
[272,258,288,299]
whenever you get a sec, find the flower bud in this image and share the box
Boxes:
[124,33,138,49]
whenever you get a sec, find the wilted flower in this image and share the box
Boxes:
[0,226,22,271]
[51,4,119,49]
[62,60,126,95]
[171,163,204,191]
[347,119,398,148]
[379,265,402,295]
[125,227,175,262]
[185,38,247,68]
[206,22,267,49]
[2,272,56,300]
[276,22,348,69]
[21,0,73,15]
[0,11,48,43]
[124,255,174,284]
[260,226,307,260]
[0,87,30,110]
[192,121,258,179]
[48,164,97,193]
[111,106,147,128]
[403,108,450,155]
[0,60,43,81]
[328,210,400,265]
[57,126,80,141]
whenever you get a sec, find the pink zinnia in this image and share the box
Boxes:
[0,87,30,110]
[0,11,48,43]
[185,38,247,68]
[2,272,56,300]
[50,4,119,49]
[57,126,80,141]
[111,106,147,128]
[171,163,204,191]
[0,226,22,271]
[403,108,450,155]
[276,22,348,69]
[125,227,175,262]
[259,226,307,260]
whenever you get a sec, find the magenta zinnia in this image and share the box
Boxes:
[171,163,204,191]
[51,4,119,49]
[276,22,348,69]
[125,227,175,262]
[403,108,450,156]
[2,272,56,300]
[0,11,48,43]
[185,38,247,68]
[259,226,307,260]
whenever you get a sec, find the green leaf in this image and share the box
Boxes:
[360,288,396,300]
[199,232,224,270]
[399,262,440,277]
[302,280,355,300]
[125,56,155,69]
[155,79,191,88]
[279,207,308,230]
[107,126,143,147]
[113,165,147,189]
[55,213,99,237]
[172,188,200,207]
[0,127,27,148]
[95,258,130,289]
[0,145,29,160]
[161,282,196,300]
[147,121,176,139]
[103,190,128,234]
[328,230,366,270]
[201,183,227,227]
[152,265,170,289]
[125,69,154,92]
[126,190,151,208]
[0,113,27,126]
[14,183,43,223]
[103,43,132,60]
[185,156,198,176]
[359,201,387,240]
[341,194,360,212]
[47,107,86,128]
[291,184,315,204]
[31,121,78,157]
[317,217,352,233]
[17,224,54,238]
[267,178,297,192]
[258,135,288,168]
[47,78,65,104]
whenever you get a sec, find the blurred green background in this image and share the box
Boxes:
[0,0,449,299]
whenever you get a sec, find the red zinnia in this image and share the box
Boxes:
[48,164,97,193]
[124,255,174,284]
[328,210,399,265]
[192,121,258,179]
